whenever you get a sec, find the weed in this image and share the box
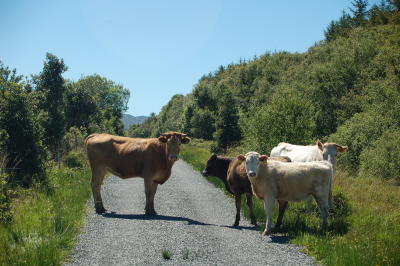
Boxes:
[161,248,172,260]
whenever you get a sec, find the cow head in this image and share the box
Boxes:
[158,132,191,161]
[237,151,267,178]
[316,140,348,167]
[202,153,218,177]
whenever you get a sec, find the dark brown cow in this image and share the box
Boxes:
[86,131,190,215]
[202,154,290,227]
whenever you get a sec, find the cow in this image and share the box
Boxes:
[237,151,333,236]
[202,154,291,227]
[85,131,190,215]
[270,140,348,211]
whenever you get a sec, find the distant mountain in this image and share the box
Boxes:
[122,114,148,130]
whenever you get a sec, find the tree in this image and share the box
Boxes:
[34,53,68,159]
[0,62,46,186]
[214,92,241,152]
[72,75,129,135]
[350,0,369,26]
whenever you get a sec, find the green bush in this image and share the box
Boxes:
[63,151,85,169]
[0,174,14,225]
[359,129,400,182]
[329,110,396,173]
[241,91,315,154]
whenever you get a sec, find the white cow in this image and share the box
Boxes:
[270,140,348,211]
[238,151,333,235]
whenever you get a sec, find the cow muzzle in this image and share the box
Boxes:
[248,171,256,178]
[169,154,179,161]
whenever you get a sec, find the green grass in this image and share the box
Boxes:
[0,157,92,265]
[181,140,400,266]
[161,248,172,260]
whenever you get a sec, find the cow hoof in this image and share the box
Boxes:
[95,207,107,214]
[233,222,239,227]
[261,229,271,236]
[145,209,158,216]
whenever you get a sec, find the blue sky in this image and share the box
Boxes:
[0,0,376,116]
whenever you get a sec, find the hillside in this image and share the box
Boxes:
[129,2,400,180]
[121,114,148,130]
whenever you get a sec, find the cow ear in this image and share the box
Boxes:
[316,139,324,151]
[237,155,245,161]
[158,136,168,143]
[336,145,348,152]
[259,155,268,162]
[181,136,191,144]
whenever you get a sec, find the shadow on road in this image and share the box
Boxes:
[268,235,291,244]
[220,224,260,231]
[102,212,216,227]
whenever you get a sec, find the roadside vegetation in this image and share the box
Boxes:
[1,53,130,265]
[130,1,400,265]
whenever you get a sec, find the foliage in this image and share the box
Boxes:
[33,53,68,158]
[214,91,241,152]
[359,129,400,182]
[0,173,14,225]
[63,150,86,169]
[0,62,46,187]
[0,157,92,265]
[68,75,130,135]
[62,126,87,154]
[242,91,315,154]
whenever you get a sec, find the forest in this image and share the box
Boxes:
[129,0,400,182]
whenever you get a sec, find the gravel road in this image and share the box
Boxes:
[66,160,316,265]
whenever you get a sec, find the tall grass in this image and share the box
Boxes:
[181,140,400,266]
[0,155,91,265]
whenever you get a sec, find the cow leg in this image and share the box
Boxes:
[306,195,313,213]
[246,194,257,226]
[144,178,158,216]
[276,200,288,228]
[314,194,329,228]
[233,194,241,226]
[91,167,106,214]
[262,196,275,236]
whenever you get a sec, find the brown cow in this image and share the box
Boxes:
[85,131,190,215]
[202,154,290,227]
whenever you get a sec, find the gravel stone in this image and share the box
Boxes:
[66,160,316,265]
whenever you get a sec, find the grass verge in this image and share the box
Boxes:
[180,139,400,266]
[0,156,91,265]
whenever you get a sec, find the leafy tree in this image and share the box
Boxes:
[34,53,68,159]
[242,91,315,154]
[0,62,46,186]
[214,91,241,152]
[68,75,130,135]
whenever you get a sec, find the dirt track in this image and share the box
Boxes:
[66,160,315,265]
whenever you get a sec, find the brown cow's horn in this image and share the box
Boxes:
[181,134,187,137]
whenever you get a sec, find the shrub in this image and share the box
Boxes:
[63,151,85,169]
[329,109,397,172]
[359,129,400,182]
[242,91,315,154]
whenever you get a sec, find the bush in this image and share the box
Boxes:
[0,173,14,224]
[241,91,315,154]
[329,110,396,173]
[63,151,85,169]
[359,129,400,182]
